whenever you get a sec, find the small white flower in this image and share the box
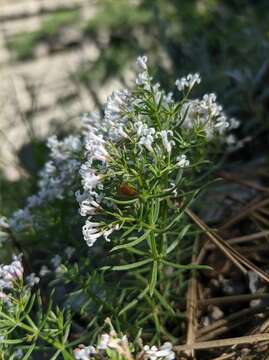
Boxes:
[201,93,222,117]
[74,346,96,360]
[226,134,236,145]
[103,89,130,140]
[86,140,109,164]
[168,182,178,197]
[79,198,101,217]
[65,246,75,259]
[82,219,119,247]
[134,121,146,137]
[10,208,33,232]
[144,343,175,360]
[51,255,62,269]
[105,90,128,119]
[47,135,81,161]
[13,349,24,359]
[229,117,240,129]
[175,73,201,91]
[153,83,162,104]
[157,343,175,360]
[158,130,175,153]
[97,333,111,350]
[215,115,229,134]
[180,92,231,139]
[176,154,190,168]
[0,217,9,245]
[0,217,9,229]
[163,92,174,107]
[136,55,148,71]
[0,255,24,290]
[26,273,40,287]
[144,345,159,360]
[82,220,103,245]
[80,165,101,191]
[139,133,155,152]
[39,265,51,277]
[134,121,156,152]
[136,71,149,86]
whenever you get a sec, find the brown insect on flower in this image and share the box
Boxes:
[118,183,138,197]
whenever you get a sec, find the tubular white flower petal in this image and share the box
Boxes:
[136,55,148,71]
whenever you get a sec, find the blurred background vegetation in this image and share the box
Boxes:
[1,0,269,216]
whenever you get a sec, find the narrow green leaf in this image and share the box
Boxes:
[149,261,158,296]
[101,258,153,271]
[162,260,211,271]
[104,197,138,205]
[152,199,160,224]
[154,289,175,315]
[49,349,62,360]
[167,225,191,254]
[63,322,71,343]
[0,338,25,345]
[162,190,199,233]
[119,225,137,240]
[119,286,149,315]
[111,230,150,252]
[22,343,36,360]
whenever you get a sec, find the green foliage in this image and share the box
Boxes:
[7,32,40,60]
[7,9,80,61]
[0,281,74,359]
[0,55,233,357]
[40,10,80,40]
[76,0,269,139]
[0,174,32,217]
[83,0,152,35]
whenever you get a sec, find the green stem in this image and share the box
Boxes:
[149,231,158,259]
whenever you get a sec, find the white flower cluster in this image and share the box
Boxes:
[175,73,201,91]
[137,55,148,71]
[0,254,23,292]
[36,135,82,202]
[144,342,175,360]
[0,217,9,230]
[134,123,176,155]
[175,74,240,139]
[136,57,174,109]
[134,124,189,167]
[47,135,81,161]
[104,90,130,140]
[176,154,190,168]
[78,55,238,247]
[74,345,96,360]
[9,135,82,232]
[77,87,132,247]
[74,331,175,360]
[136,55,152,90]
[82,220,119,247]
[158,130,175,153]
[74,333,128,360]
[134,120,156,152]
[26,272,40,287]
[181,93,234,138]
[9,208,33,232]
[0,217,10,245]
